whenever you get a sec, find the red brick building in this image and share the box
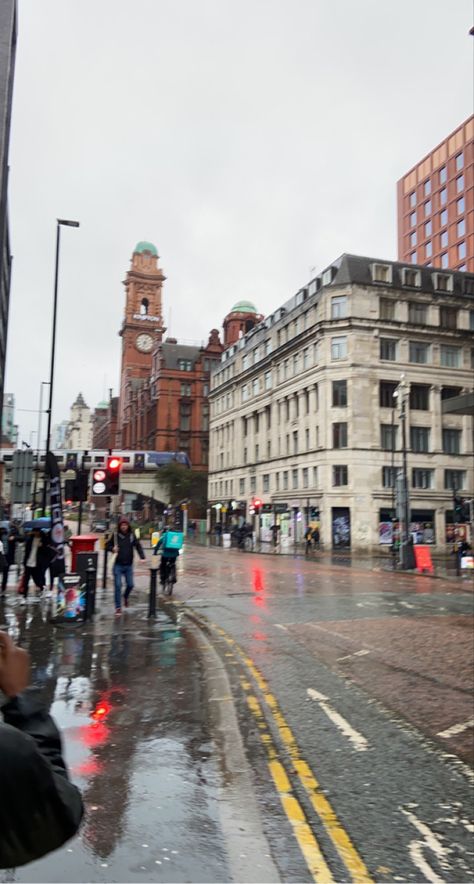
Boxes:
[91,392,118,450]
[397,115,473,272]
[116,242,225,470]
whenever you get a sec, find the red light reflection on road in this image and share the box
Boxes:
[252,567,265,592]
[72,757,103,777]
[252,631,268,642]
[80,721,110,747]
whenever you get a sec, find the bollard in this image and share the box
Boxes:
[148,556,160,618]
[85,566,96,621]
[102,543,108,589]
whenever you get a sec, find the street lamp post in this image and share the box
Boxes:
[396,375,412,569]
[32,380,49,512]
[42,219,79,514]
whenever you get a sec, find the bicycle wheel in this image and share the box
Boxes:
[164,574,174,596]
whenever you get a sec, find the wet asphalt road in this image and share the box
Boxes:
[0,545,473,883]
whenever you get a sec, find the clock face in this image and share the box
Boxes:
[136,333,153,353]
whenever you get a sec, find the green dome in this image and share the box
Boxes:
[231,300,258,314]
[96,400,109,409]
[134,241,158,256]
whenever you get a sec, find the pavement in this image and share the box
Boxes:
[0,542,473,883]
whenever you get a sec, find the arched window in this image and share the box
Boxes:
[140,298,149,315]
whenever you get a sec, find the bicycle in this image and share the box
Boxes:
[161,558,176,597]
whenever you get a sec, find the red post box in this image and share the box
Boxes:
[70,534,98,572]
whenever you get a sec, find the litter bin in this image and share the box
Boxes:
[222,533,231,549]
[70,534,98,572]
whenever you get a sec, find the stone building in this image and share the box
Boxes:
[92,392,118,450]
[64,392,93,451]
[208,254,474,552]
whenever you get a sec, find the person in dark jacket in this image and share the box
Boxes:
[22,529,55,601]
[107,518,145,614]
[0,630,83,868]
[1,523,19,595]
[153,528,179,587]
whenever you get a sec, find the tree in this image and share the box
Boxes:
[156,463,208,515]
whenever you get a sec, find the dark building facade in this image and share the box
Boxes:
[0,1,17,434]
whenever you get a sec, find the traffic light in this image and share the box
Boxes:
[91,467,107,496]
[253,498,263,515]
[106,456,122,495]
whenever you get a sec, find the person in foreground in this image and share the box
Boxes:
[107,517,145,614]
[0,630,84,869]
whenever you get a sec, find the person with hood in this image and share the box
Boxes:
[22,529,55,602]
[0,630,84,868]
[107,518,145,614]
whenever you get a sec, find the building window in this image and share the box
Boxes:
[408,302,428,324]
[439,166,447,185]
[250,476,256,493]
[457,196,464,215]
[441,253,449,269]
[379,380,398,408]
[409,341,429,364]
[239,478,245,494]
[439,306,457,329]
[412,469,433,489]
[410,426,430,453]
[380,338,397,361]
[456,152,463,171]
[302,467,309,489]
[180,382,192,396]
[331,295,347,319]
[380,298,395,320]
[410,211,416,227]
[410,384,430,410]
[252,378,259,396]
[313,466,318,487]
[283,471,289,490]
[292,469,298,489]
[305,427,310,449]
[425,220,432,237]
[333,465,348,486]
[332,380,347,407]
[439,188,447,206]
[458,241,466,260]
[382,466,397,488]
[440,345,461,368]
[263,474,270,493]
[444,470,465,491]
[456,175,464,193]
[409,191,416,207]
[275,472,280,491]
[333,422,348,448]
[424,179,431,196]
[265,370,272,390]
[331,336,347,360]
[410,231,417,247]
[285,399,290,421]
[371,263,392,283]
[242,384,249,402]
[410,252,417,264]
[381,424,397,450]
[293,353,299,375]
[424,200,432,216]
[293,431,298,454]
[440,230,448,249]
[457,219,465,238]
[440,209,448,227]
[402,268,421,288]
[303,347,310,369]
[425,241,432,259]
[284,359,289,379]
[470,310,474,332]
[441,386,462,401]
[442,428,461,455]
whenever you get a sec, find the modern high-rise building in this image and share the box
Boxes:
[0,1,17,435]
[397,115,473,272]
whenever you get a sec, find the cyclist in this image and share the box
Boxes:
[153,528,179,589]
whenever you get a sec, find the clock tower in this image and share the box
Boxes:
[117,241,166,447]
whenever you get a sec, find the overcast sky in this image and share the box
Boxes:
[5,0,473,445]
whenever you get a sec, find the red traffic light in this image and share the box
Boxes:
[107,456,122,472]
[253,498,263,509]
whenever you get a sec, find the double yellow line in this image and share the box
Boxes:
[211,623,373,884]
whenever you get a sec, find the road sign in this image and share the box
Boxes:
[11,450,34,504]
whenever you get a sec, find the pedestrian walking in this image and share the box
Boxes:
[107,518,145,615]
[22,529,54,603]
[312,526,320,550]
[304,526,313,555]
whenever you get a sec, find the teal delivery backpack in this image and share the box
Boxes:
[163,530,184,551]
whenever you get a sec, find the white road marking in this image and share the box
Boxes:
[401,807,451,883]
[274,623,288,631]
[337,649,371,662]
[437,718,474,739]
[307,688,369,751]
